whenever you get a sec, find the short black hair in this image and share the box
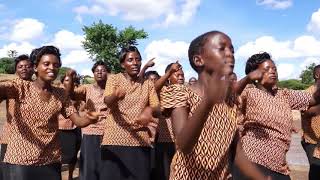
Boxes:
[188,31,223,72]
[313,64,320,79]
[30,46,61,67]
[14,54,32,71]
[144,71,160,79]
[245,52,273,75]
[91,60,111,73]
[119,46,141,64]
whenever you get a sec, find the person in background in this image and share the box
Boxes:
[0,46,100,180]
[0,54,34,180]
[188,77,197,86]
[301,64,320,180]
[67,61,110,180]
[102,46,160,180]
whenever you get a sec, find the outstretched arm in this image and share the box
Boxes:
[154,62,181,93]
[138,58,155,79]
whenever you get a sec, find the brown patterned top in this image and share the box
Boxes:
[0,79,77,165]
[102,73,159,147]
[301,85,320,159]
[240,86,312,175]
[160,84,237,180]
[158,86,176,143]
[74,84,108,135]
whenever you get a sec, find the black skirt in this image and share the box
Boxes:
[232,162,291,180]
[79,134,103,180]
[2,163,61,180]
[58,128,81,164]
[0,143,7,180]
[152,142,175,180]
[100,145,151,180]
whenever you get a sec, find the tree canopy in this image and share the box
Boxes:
[300,63,316,86]
[82,21,148,73]
[0,57,15,74]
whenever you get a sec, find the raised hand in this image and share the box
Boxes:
[145,58,155,68]
[85,111,104,124]
[112,87,126,100]
[135,107,157,126]
[169,61,181,74]
[248,69,264,83]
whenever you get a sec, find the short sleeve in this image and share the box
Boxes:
[74,85,87,101]
[104,74,117,97]
[0,78,21,99]
[148,80,159,108]
[160,84,188,110]
[284,89,312,111]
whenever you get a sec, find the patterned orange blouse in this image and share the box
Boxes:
[0,79,76,165]
[161,84,237,180]
[74,84,108,135]
[102,73,159,147]
[158,86,176,143]
[302,85,320,158]
[240,85,312,175]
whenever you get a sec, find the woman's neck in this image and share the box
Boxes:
[123,72,139,83]
[95,81,106,89]
[256,83,276,95]
[33,78,52,91]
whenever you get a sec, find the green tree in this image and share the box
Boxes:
[278,79,309,90]
[82,21,148,73]
[0,57,15,74]
[300,63,316,85]
[58,67,70,79]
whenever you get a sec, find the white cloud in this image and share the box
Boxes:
[0,41,35,57]
[49,30,84,50]
[144,39,189,75]
[155,0,201,27]
[256,0,292,10]
[73,0,200,27]
[277,63,295,80]
[80,69,93,76]
[10,18,45,42]
[235,36,298,60]
[299,57,320,69]
[307,8,320,34]
[293,35,320,57]
[62,50,91,66]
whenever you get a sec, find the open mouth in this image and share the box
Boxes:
[47,72,55,77]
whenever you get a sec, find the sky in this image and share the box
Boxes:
[0,0,320,81]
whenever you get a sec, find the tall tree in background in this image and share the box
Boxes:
[82,21,148,73]
[300,63,316,85]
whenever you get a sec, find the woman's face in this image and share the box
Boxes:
[147,74,159,83]
[35,54,60,82]
[258,60,278,87]
[169,69,185,85]
[93,65,108,82]
[201,33,234,76]
[121,51,141,78]
[16,60,34,80]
